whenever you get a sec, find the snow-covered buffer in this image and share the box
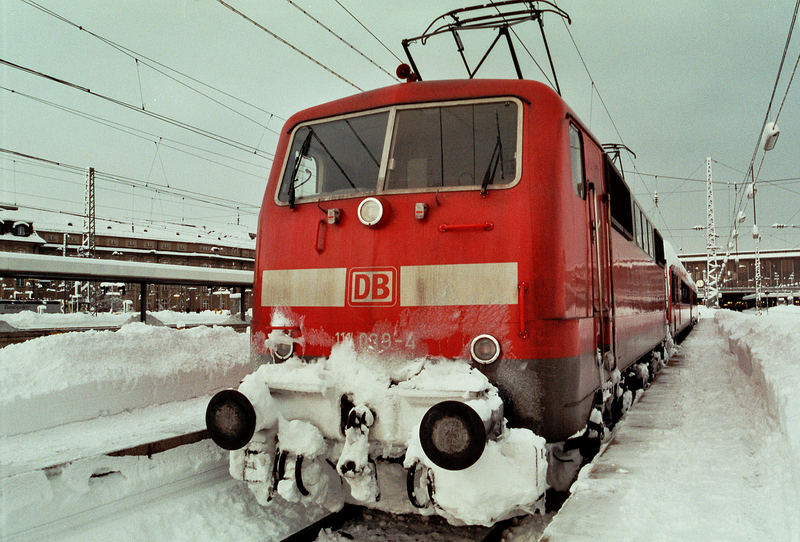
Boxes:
[0,323,251,435]
[714,307,800,486]
[205,338,549,526]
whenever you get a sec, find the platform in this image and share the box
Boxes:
[539,320,796,541]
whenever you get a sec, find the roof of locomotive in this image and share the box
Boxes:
[280,78,571,134]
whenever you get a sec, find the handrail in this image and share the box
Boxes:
[518,281,529,339]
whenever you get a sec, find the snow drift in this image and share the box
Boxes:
[713,306,800,484]
[0,323,251,435]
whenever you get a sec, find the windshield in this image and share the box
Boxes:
[278,112,389,203]
[277,99,519,204]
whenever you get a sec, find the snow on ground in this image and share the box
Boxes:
[0,309,239,330]
[1,316,318,541]
[3,306,800,541]
[714,305,800,478]
[0,310,133,329]
[541,306,800,541]
[54,473,318,542]
[1,322,252,435]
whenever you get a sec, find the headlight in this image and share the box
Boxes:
[419,401,486,471]
[357,197,384,227]
[272,341,294,361]
[470,334,500,364]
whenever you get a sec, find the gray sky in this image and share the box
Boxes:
[2,0,798,254]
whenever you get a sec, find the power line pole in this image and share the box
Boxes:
[705,157,719,308]
[80,166,96,258]
[749,173,762,314]
[79,166,97,313]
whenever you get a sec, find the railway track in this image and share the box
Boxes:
[279,507,522,542]
[4,462,230,542]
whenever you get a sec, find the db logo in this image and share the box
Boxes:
[348,267,397,306]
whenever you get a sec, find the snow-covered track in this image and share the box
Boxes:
[278,505,359,542]
[301,508,522,542]
[107,429,209,457]
[3,462,230,542]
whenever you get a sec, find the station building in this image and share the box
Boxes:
[680,249,800,309]
[0,205,255,314]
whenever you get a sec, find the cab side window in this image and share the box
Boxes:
[569,124,585,199]
[606,158,633,238]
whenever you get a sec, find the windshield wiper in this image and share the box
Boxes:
[288,129,313,209]
[480,111,505,196]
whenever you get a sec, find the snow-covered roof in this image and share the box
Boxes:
[0,205,256,250]
[0,232,46,244]
[1,252,253,286]
[664,240,696,287]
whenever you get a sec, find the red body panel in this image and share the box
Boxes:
[251,79,687,441]
[610,228,667,368]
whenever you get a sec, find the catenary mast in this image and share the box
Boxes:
[705,157,719,307]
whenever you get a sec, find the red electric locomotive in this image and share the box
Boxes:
[206,2,696,525]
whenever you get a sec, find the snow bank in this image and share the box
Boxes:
[0,310,132,329]
[713,307,800,488]
[0,323,251,435]
[150,310,243,326]
[0,309,239,330]
[3,439,319,542]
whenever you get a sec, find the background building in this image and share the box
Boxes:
[0,205,255,314]
[681,249,800,309]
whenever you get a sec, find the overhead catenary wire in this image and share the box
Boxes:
[0,58,273,158]
[3,170,259,231]
[556,13,657,209]
[720,0,800,256]
[333,0,404,65]
[636,179,800,200]
[0,148,260,211]
[1,85,272,169]
[282,0,397,81]
[554,10,669,237]
[18,0,286,129]
[559,20,626,153]
[214,0,364,92]
[774,49,800,123]
[2,201,254,237]
[3,176,258,226]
